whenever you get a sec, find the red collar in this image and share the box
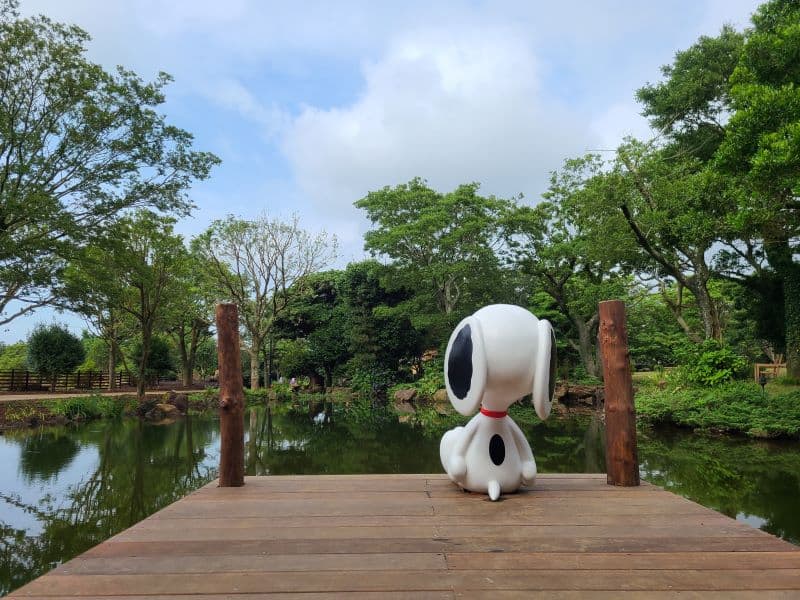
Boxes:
[480,407,507,419]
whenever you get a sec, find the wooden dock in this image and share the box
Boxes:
[9,474,800,598]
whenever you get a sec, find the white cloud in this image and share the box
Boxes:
[281,25,594,219]
[201,79,289,139]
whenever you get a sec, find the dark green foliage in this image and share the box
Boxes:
[636,381,800,437]
[340,260,423,376]
[26,324,85,377]
[131,336,175,385]
[673,340,748,386]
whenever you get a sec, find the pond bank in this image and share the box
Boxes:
[635,381,800,439]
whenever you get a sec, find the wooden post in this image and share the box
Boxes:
[215,303,245,487]
[598,300,640,486]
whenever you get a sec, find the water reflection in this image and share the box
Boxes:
[0,417,219,596]
[639,427,800,545]
[1,407,799,597]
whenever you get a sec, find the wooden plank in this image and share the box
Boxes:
[14,569,800,595]
[58,551,800,576]
[143,513,737,529]
[55,553,447,575]
[84,534,793,558]
[446,551,800,570]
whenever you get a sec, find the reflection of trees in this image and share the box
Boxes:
[245,406,443,476]
[19,430,80,483]
[523,414,606,474]
[639,429,800,544]
[1,417,218,596]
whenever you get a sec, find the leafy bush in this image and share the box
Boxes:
[348,365,395,399]
[0,342,28,371]
[673,340,747,386]
[636,381,800,438]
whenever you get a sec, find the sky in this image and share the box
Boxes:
[2,0,762,343]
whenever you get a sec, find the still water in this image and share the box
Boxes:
[1,407,799,595]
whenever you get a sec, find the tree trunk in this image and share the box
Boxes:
[575,318,600,379]
[249,341,262,390]
[265,335,274,388]
[182,363,193,387]
[137,329,151,401]
[691,279,722,341]
[108,339,117,390]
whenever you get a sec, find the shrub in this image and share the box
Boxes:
[0,342,28,371]
[673,340,747,386]
[27,324,85,379]
[51,395,124,420]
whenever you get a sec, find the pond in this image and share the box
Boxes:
[1,406,799,596]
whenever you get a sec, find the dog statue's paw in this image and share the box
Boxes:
[448,455,467,480]
[521,460,537,485]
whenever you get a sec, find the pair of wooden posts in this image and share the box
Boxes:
[214,299,639,488]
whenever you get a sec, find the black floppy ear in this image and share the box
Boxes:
[532,319,556,420]
[444,316,487,416]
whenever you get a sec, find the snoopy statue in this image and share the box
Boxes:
[439,304,556,501]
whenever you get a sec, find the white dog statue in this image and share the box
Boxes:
[439,304,556,501]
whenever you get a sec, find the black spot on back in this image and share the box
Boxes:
[448,324,472,399]
[489,434,505,466]
[548,328,557,402]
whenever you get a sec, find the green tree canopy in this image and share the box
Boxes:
[356,178,510,342]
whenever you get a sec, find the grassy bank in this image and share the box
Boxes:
[635,380,800,439]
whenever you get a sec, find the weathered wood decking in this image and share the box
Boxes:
[10,474,800,598]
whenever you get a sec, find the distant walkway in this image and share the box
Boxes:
[1,390,170,403]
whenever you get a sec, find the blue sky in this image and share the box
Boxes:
[3,0,761,343]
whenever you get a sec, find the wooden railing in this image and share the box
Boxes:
[754,363,786,383]
[0,370,134,393]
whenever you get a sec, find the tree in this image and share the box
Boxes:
[62,252,133,389]
[193,337,218,380]
[66,211,188,399]
[634,11,800,373]
[0,2,219,325]
[26,323,85,387]
[164,251,215,387]
[272,271,351,387]
[339,260,424,376]
[502,159,632,378]
[194,214,336,389]
[355,178,509,342]
[715,0,800,376]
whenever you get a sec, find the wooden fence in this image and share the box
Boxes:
[0,370,135,393]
